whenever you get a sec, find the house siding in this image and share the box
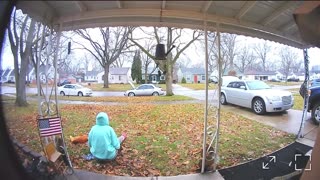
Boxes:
[179,68,206,83]
[97,68,132,84]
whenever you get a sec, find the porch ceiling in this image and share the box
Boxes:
[15,1,315,48]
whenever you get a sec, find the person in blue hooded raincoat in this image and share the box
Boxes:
[87,112,126,160]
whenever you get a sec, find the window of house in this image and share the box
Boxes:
[119,76,122,80]
[152,75,156,81]
[187,75,191,80]
[160,75,165,80]
[202,75,205,80]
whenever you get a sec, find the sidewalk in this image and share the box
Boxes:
[58,170,224,180]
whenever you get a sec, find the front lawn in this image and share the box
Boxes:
[4,101,294,176]
[178,83,217,90]
[25,94,194,103]
[293,94,304,110]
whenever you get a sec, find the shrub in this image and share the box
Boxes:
[181,77,186,83]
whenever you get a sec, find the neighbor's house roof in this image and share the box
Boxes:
[9,69,15,76]
[38,64,54,74]
[142,67,162,75]
[2,69,11,77]
[181,68,205,75]
[16,1,314,49]
[109,67,130,75]
[85,70,100,76]
[244,70,277,76]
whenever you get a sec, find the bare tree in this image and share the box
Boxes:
[7,9,36,106]
[30,24,74,81]
[130,27,202,95]
[140,40,155,83]
[253,41,271,71]
[75,27,134,88]
[222,33,237,70]
[207,33,237,75]
[177,58,191,69]
[235,44,256,73]
[279,47,299,80]
[291,59,303,73]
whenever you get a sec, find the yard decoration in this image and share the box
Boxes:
[35,24,73,177]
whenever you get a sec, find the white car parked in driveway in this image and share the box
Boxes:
[220,80,294,115]
[58,84,93,96]
[124,82,165,96]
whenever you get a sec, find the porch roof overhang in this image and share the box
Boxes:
[16,1,319,49]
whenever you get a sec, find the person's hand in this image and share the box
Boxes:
[122,132,127,139]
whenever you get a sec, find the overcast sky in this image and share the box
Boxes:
[1,27,319,71]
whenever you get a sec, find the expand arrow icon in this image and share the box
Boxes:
[262,156,276,170]
[269,156,276,163]
[262,162,270,169]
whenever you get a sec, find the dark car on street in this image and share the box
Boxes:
[57,80,71,87]
[300,82,320,125]
[287,77,299,82]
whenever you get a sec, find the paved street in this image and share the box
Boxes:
[0,85,125,97]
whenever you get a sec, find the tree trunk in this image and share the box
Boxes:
[103,64,110,88]
[144,66,148,84]
[15,56,29,106]
[166,61,174,96]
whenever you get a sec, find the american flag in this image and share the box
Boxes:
[39,117,62,137]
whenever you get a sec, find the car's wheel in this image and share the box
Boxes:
[220,93,227,105]
[311,102,320,125]
[252,97,266,115]
[128,92,135,97]
[78,92,83,96]
[152,92,159,96]
[60,91,65,96]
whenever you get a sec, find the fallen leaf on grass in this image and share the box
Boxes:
[182,161,190,165]
[147,168,160,176]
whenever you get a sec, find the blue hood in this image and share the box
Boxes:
[96,112,109,126]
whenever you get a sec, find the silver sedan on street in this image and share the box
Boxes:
[124,82,165,96]
[220,80,294,115]
[58,84,93,96]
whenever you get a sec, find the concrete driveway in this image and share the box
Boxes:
[222,105,318,142]
[172,84,318,145]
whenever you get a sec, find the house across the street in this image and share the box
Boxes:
[97,67,132,84]
[141,67,165,83]
[178,67,206,83]
[85,71,99,82]
[242,70,280,81]
[1,69,12,83]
